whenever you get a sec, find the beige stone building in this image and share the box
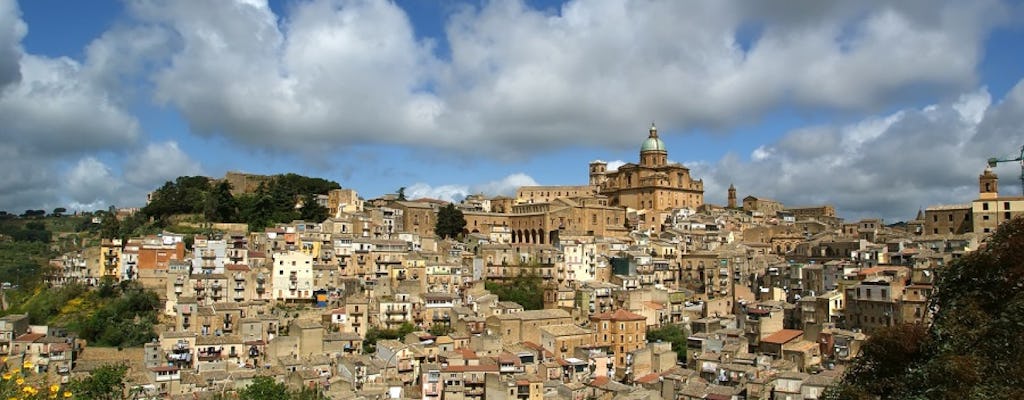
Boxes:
[973,167,1024,234]
[486,309,573,345]
[591,309,647,377]
[590,124,705,227]
[924,204,973,235]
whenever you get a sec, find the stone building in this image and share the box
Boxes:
[972,167,1024,234]
[589,124,705,225]
[923,204,972,235]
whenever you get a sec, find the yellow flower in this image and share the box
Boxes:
[10,368,19,374]
[22,361,32,369]
[1,356,7,362]
[15,377,24,385]
[50,384,60,393]
[63,391,72,398]
[2,372,10,380]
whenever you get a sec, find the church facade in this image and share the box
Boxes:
[589,124,705,214]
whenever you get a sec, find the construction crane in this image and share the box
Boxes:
[988,145,1024,195]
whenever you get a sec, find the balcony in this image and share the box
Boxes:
[386,308,408,315]
[255,284,265,293]
[233,292,244,301]
[194,282,205,291]
[197,350,222,362]
[234,273,245,282]
[200,250,216,260]
[432,314,451,322]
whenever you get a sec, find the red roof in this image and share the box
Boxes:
[634,373,661,384]
[14,333,45,343]
[225,264,250,271]
[150,366,179,373]
[592,308,645,321]
[590,376,611,387]
[761,329,804,344]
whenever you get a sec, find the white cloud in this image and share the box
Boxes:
[65,157,123,211]
[0,0,24,89]
[101,0,1006,158]
[123,141,203,187]
[700,83,1024,221]
[404,173,539,202]
[0,1,144,213]
[405,183,468,203]
[605,160,626,172]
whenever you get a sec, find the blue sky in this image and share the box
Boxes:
[2,0,1024,221]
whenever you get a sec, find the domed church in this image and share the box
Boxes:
[589,123,705,214]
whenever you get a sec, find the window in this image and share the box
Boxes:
[1006,202,1012,210]
[1006,212,1012,220]
[983,203,989,211]
[948,214,953,221]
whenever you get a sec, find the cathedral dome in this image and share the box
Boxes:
[641,137,666,152]
[640,123,666,152]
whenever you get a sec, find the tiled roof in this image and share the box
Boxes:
[761,329,803,345]
[591,308,645,321]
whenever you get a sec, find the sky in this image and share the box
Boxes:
[2,0,1024,222]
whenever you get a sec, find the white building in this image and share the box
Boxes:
[272,251,314,302]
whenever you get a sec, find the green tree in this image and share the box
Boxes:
[298,194,328,222]
[397,187,407,201]
[435,203,466,239]
[428,324,454,337]
[68,363,129,400]
[646,323,689,362]
[484,266,544,310]
[53,207,67,217]
[99,214,121,239]
[204,181,238,222]
[239,376,288,400]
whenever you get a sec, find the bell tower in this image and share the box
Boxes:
[979,166,998,200]
[728,184,737,208]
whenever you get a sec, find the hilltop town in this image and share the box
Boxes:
[2,124,1022,400]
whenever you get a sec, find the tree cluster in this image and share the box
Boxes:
[646,323,689,362]
[234,376,323,400]
[484,269,545,310]
[0,219,52,243]
[828,217,1024,400]
[434,203,466,239]
[142,174,338,231]
[362,322,416,353]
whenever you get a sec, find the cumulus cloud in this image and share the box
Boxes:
[65,157,123,210]
[0,0,25,89]
[0,0,165,213]
[102,0,1007,158]
[605,160,626,172]
[123,141,204,187]
[405,173,539,202]
[697,83,1024,221]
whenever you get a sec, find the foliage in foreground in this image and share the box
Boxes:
[827,217,1024,400]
